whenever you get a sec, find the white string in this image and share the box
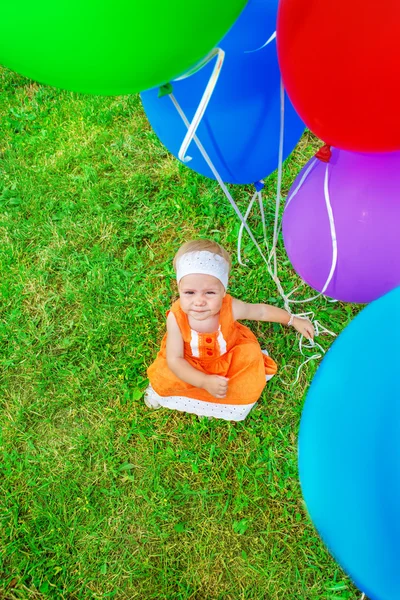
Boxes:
[284,158,318,211]
[267,83,337,305]
[174,47,223,82]
[262,79,338,375]
[169,69,296,312]
[170,91,337,364]
[320,164,338,294]
[283,161,338,304]
[271,77,286,278]
[237,191,258,266]
[238,190,269,267]
[360,594,365,600]
[245,30,277,54]
[272,156,318,297]
[168,64,338,380]
[169,93,288,300]
[177,48,224,164]
[257,190,268,248]
[284,313,338,386]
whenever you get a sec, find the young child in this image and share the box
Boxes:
[145,240,314,421]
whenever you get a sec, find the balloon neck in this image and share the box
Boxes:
[158,83,173,98]
[315,144,332,163]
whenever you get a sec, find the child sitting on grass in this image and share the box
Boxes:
[145,239,314,421]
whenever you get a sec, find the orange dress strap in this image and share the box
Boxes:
[169,299,192,343]
[219,294,235,344]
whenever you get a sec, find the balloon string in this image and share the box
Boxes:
[263,79,338,370]
[320,163,338,295]
[237,191,258,266]
[279,312,337,386]
[257,190,268,248]
[270,84,338,308]
[283,161,338,304]
[171,62,336,311]
[169,76,337,381]
[169,92,292,309]
[174,47,224,82]
[176,48,225,164]
[238,190,269,267]
[272,156,318,275]
[244,30,276,54]
[266,85,339,307]
[284,157,318,211]
[267,81,338,380]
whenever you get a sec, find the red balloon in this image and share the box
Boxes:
[277,0,400,152]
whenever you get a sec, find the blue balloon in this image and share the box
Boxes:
[299,286,400,600]
[141,0,304,185]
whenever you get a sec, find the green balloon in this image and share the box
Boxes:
[0,0,247,95]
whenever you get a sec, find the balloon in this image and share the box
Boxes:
[299,285,400,600]
[141,0,304,185]
[277,0,400,152]
[282,148,400,303]
[0,0,247,95]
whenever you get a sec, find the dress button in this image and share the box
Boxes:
[207,350,213,356]
[206,337,212,343]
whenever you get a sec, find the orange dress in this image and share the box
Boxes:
[147,295,277,420]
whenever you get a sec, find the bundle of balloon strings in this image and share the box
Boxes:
[164,49,338,385]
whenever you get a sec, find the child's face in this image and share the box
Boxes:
[178,273,225,321]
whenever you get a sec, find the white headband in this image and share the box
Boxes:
[176,251,229,289]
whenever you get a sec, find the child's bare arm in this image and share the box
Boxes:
[166,313,205,388]
[231,297,315,340]
[166,313,228,398]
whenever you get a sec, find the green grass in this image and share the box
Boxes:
[0,66,361,599]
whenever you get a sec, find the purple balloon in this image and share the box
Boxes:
[282,148,400,303]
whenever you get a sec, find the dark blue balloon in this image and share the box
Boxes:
[299,286,400,600]
[141,0,304,185]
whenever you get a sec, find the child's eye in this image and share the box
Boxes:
[206,292,215,295]
[184,291,194,295]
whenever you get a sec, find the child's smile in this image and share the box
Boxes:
[178,273,225,323]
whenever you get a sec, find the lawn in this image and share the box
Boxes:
[0,66,361,599]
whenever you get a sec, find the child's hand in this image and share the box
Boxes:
[203,375,229,399]
[293,317,315,340]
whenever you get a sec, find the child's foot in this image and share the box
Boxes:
[144,385,161,410]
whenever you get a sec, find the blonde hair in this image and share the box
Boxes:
[173,239,231,273]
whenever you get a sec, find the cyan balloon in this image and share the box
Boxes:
[299,286,400,600]
[141,0,304,184]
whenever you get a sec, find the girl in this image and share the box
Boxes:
[145,240,314,421]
